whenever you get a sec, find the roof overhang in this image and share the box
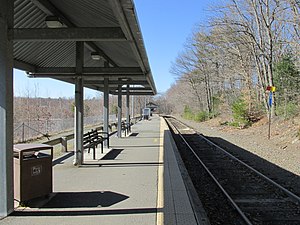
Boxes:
[12,0,156,96]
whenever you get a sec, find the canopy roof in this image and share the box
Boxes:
[13,0,156,95]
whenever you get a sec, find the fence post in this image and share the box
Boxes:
[61,136,67,153]
[22,122,25,142]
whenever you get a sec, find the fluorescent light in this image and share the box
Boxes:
[45,16,63,28]
[91,52,102,60]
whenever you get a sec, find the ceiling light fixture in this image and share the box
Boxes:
[91,52,102,60]
[45,16,63,28]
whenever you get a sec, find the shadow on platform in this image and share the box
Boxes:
[129,132,139,137]
[42,191,129,208]
[52,152,74,166]
[100,162,163,168]
[101,148,123,160]
[79,161,163,168]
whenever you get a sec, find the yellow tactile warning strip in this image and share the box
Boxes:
[156,117,166,225]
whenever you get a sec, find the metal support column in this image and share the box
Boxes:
[73,42,84,165]
[0,0,14,217]
[117,84,122,138]
[103,78,109,147]
[73,78,84,165]
[126,85,130,127]
[131,94,134,118]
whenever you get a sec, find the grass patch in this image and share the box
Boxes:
[276,102,299,119]
[231,97,252,128]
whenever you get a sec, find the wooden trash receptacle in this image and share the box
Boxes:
[14,144,53,203]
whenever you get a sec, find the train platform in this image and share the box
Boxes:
[0,115,207,225]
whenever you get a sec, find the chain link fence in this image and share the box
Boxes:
[14,115,116,143]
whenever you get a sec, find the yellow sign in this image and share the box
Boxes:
[266,86,276,92]
[271,86,276,92]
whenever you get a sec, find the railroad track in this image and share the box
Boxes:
[165,116,300,225]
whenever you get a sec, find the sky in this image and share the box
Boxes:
[14,0,217,98]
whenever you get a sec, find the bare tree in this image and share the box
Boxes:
[163,0,299,123]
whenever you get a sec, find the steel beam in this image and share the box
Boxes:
[30,67,143,75]
[11,27,126,42]
[121,87,152,91]
[76,42,84,74]
[85,80,149,85]
[110,91,155,96]
[0,0,14,218]
[29,75,144,81]
[13,59,36,73]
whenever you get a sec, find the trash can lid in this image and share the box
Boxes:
[14,143,53,152]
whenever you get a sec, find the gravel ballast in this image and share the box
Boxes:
[176,116,300,196]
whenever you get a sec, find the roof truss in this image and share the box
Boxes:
[30,0,118,67]
[11,28,127,42]
[12,0,157,95]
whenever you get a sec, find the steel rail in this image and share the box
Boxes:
[171,116,300,204]
[195,130,300,204]
[165,118,253,225]
[173,117,300,204]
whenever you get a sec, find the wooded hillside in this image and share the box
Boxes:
[158,0,299,129]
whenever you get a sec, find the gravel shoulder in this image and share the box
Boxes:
[176,115,300,195]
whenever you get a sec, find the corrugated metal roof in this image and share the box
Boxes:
[13,0,156,95]
[50,0,119,27]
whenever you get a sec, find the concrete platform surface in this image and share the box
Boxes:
[0,115,202,225]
